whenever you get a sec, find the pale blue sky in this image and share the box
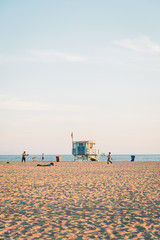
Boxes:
[0,0,160,154]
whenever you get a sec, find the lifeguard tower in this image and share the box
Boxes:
[72,140,99,161]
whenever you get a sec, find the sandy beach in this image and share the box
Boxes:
[0,161,159,239]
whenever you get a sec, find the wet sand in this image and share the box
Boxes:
[0,161,160,239]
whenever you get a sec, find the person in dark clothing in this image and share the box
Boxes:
[37,162,54,167]
[107,152,112,164]
[22,151,29,162]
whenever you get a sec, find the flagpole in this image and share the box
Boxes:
[71,132,73,156]
[71,132,73,143]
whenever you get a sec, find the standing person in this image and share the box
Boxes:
[107,152,112,164]
[22,151,29,163]
[42,153,44,161]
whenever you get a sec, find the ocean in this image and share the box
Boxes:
[0,154,160,162]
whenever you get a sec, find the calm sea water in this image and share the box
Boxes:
[0,155,160,162]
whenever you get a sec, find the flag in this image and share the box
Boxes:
[71,132,73,139]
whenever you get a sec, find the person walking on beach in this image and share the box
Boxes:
[42,153,44,161]
[107,152,112,164]
[22,151,29,163]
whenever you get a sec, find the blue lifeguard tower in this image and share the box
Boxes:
[72,140,99,161]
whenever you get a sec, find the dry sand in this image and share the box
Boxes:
[0,161,159,239]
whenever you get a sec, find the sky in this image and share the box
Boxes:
[0,0,160,154]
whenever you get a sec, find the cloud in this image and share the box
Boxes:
[114,36,160,54]
[30,50,87,62]
[0,95,74,111]
[0,50,87,64]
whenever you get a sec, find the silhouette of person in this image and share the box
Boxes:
[107,152,112,164]
[22,151,29,163]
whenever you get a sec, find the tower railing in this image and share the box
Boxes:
[86,149,99,155]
